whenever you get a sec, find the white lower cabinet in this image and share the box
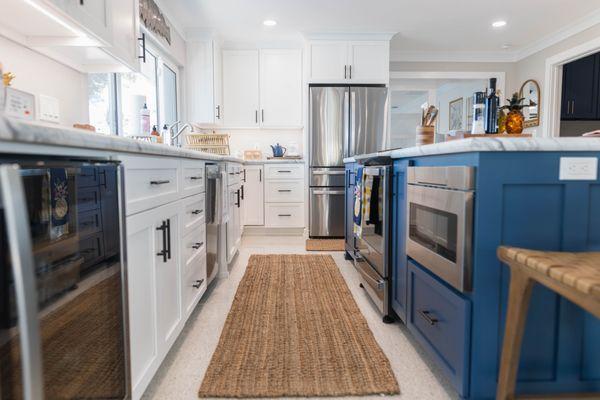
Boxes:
[226,181,242,263]
[127,201,182,400]
[264,163,305,228]
[242,165,264,226]
[265,203,304,227]
[124,156,207,400]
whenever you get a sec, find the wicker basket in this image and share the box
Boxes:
[186,145,230,155]
[185,133,229,146]
[184,133,230,155]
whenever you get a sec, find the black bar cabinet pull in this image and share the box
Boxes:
[278,214,292,217]
[192,209,203,215]
[255,110,258,124]
[418,310,438,326]
[278,189,292,193]
[241,185,244,200]
[192,242,204,250]
[236,190,241,207]
[349,65,352,79]
[216,105,221,119]
[193,279,205,289]
[344,65,347,79]
[138,33,146,63]
[259,169,262,182]
[156,221,168,262]
[150,180,170,185]
[166,219,171,260]
[190,176,203,181]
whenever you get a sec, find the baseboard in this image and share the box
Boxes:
[243,226,306,236]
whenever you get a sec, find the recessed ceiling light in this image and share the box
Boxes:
[263,20,277,27]
[492,20,507,28]
[502,43,512,49]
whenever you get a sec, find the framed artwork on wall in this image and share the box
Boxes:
[449,97,464,130]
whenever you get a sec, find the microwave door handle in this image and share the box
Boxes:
[0,165,44,400]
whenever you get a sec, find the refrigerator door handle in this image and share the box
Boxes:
[0,165,44,400]
[344,88,350,158]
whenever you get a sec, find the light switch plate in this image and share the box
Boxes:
[39,94,60,124]
[4,87,35,121]
[559,157,598,180]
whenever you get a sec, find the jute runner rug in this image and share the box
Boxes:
[305,239,346,252]
[198,254,399,398]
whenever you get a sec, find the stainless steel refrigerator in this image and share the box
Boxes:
[309,85,389,238]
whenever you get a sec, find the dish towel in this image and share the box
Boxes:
[353,168,363,236]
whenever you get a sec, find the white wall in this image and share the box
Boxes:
[0,36,88,126]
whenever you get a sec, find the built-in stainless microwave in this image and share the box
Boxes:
[406,166,475,292]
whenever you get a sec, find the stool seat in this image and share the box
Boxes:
[496,246,600,400]
[498,247,600,300]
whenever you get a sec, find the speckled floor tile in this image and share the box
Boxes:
[142,236,458,400]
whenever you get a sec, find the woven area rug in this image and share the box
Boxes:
[305,239,345,251]
[198,254,399,398]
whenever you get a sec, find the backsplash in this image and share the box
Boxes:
[194,128,304,159]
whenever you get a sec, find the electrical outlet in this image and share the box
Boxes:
[559,157,598,180]
[39,94,60,124]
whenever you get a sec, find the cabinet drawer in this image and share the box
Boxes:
[182,225,206,275]
[183,253,207,317]
[182,161,205,197]
[407,260,471,397]
[265,164,304,180]
[265,203,304,227]
[265,180,304,203]
[122,157,180,215]
[227,164,243,185]
[182,194,205,237]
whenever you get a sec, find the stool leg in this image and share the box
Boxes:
[497,267,534,400]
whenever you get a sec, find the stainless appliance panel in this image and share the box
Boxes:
[407,166,475,191]
[310,167,345,187]
[309,86,349,167]
[406,169,474,292]
[1,161,128,400]
[205,164,220,285]
[355,256,388,315]
[309,188,345,237]
[349,86,389,157]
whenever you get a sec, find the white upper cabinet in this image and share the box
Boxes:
[307,39,390,84]
[186,38,223,125]
[260,49,302,128]
[105,0,139,71]
[348,41,389,83]
[221,48,302,129]
[308,41,348,83]
[223,50,260,127]
[62,0,112,45]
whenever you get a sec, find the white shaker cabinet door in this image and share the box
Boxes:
[222,50,260,127]
[63,0,112,44]
[348,41,389,84]
[242,166,265,226]
[126,201,182,400]
[308,41,348,83]
[259,49,302,128]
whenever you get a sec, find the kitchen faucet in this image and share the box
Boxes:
[168,121,193,147]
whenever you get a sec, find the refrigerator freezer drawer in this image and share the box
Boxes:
[309,188,345,237]
[310,168,345,187]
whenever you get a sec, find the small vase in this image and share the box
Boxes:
[505,110,524,134]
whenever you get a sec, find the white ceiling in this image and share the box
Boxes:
[163,0,600,59]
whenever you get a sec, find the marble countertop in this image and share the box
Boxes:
[243,159,305,164]
[0,117,246,163]
[390,137,600,158]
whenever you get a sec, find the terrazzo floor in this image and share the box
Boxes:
[142,235,458,400]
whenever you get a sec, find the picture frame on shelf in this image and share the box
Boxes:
[449,97,463,131]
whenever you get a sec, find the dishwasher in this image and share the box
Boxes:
[205,163,223,285]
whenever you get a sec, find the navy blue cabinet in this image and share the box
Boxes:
[561,53,599,120]
[344,162,357,258]
[390,151,600,399]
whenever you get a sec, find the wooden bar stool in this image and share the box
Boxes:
[496,246,600,400]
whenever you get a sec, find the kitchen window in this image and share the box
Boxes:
[87,46,180,136]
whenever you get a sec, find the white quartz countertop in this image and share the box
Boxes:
[0,117,246,163]
[243,159,305,164]
[389,137,600,158]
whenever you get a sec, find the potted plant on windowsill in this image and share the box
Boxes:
[500,93,528,134]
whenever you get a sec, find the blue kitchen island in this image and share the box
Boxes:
[346,137,600,400]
